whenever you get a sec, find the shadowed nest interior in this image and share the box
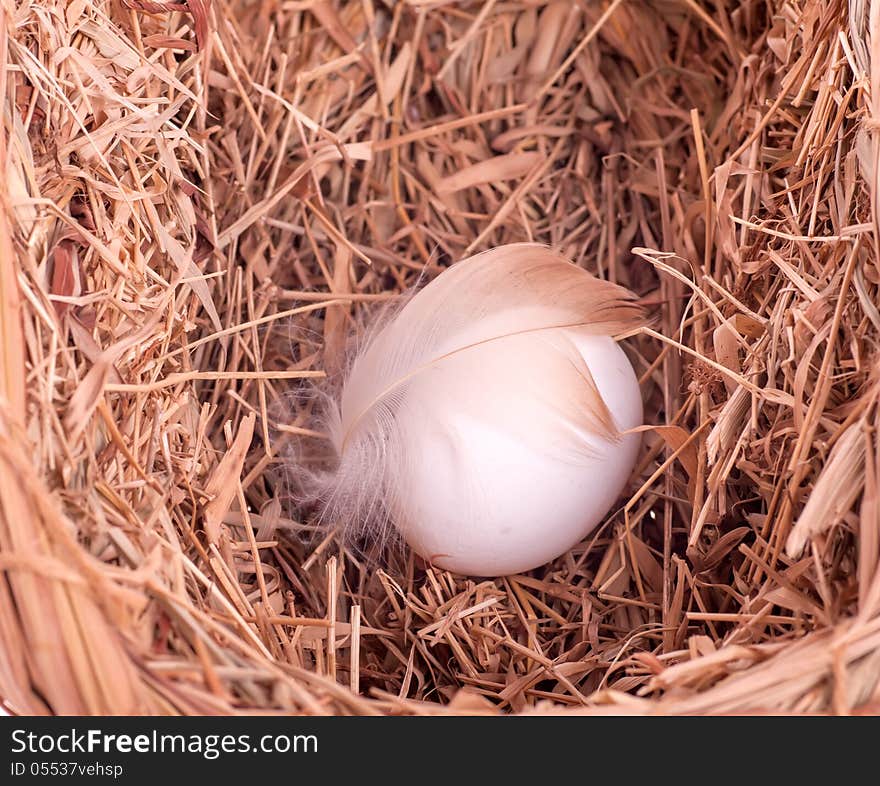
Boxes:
[2,0,880,715]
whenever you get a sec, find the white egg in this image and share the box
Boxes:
[323,244,645,578]
[390,332,642,576]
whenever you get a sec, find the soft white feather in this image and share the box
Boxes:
[305,243,645,575]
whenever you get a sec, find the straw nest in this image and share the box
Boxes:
[2,0,880,716]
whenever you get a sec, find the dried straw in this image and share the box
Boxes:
[1,0,879,715]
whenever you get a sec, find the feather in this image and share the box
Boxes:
[300,243,645,568]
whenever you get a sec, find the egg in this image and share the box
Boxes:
[318,244,645,578]
[389,332,642,576]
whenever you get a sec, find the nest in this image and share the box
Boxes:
[2,0,880,715]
